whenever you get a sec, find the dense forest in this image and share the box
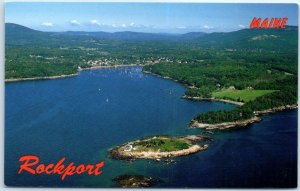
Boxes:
[6,23,298,124]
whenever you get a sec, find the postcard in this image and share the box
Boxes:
[4,2,298,188]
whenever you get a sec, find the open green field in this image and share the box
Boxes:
[212,89,277,102]
[134,137,189,152]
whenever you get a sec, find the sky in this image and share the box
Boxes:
[5,3,299,33]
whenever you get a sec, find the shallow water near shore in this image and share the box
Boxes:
[5,66,297,187]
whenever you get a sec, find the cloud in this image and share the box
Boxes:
[87,21,143,29]
[176,26,187,29]
[121,22,144,28]
[70,20,81,26]
[203,25,213,29]
[238,24,246,28]
[128,22,145,28]
[41,22,53,27]
[129,22,136,27]
[90,19,101,26]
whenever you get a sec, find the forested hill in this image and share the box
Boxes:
[191,26,298,52]
[5,23,298,79]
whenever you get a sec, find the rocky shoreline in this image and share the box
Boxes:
[254,104,298,115]
[190,104,298,130]
[109,135,209,160]
[190,116,261,130]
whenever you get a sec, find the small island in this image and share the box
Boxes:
[109,135,209,160]
[113,175,160,188]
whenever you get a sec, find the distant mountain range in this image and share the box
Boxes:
[5,23,205,41]
[5,23,298,52]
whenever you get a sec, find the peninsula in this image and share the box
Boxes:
[190,104,298,130]
[143,58,298,130]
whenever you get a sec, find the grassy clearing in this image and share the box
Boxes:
[134,137,189,152]
[212,89,277,102]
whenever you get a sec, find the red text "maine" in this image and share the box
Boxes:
[250,17,288,29]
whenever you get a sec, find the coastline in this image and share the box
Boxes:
[143,70,180,83]
[5,73,79,83]
[5,64,142,83]
[190,104,298,130]
[143,70,244,106]
[182,95,244,106]
[80,64,140,71]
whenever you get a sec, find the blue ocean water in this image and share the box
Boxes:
[5,66,297,187]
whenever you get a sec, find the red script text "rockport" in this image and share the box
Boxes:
[18,155,105,180]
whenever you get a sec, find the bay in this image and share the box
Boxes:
[5,66,297,188]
